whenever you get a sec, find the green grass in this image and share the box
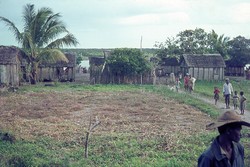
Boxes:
[1,82,250,166]
[195,80,250,110]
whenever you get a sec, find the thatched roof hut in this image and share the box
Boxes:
[38,52,76,82]
[0,46,27,86]
[181,54,226,80]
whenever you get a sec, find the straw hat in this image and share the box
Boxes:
[206,111,250,130]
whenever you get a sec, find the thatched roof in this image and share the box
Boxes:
[225,60,245,67]
[161,57,180,66]
[89,57,105,66]
[181,54,226,68]
[56,53,76,67]
[39,52,76,68]
[0,45,26,65]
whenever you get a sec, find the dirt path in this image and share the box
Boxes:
[179,89,250,122]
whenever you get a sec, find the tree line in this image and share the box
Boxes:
[154,28,250,66]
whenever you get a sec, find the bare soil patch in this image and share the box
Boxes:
[0,90,212,146]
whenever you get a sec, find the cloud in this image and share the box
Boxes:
[231,3,250,23]
[118,12,190,26]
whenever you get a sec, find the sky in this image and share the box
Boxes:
[0,0,250,49]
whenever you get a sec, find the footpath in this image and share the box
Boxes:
[178,90,250,122]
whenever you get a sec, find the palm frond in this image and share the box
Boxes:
[38,13,67,46]
[23,4,36,31]
[0,16,22,42]
[46,33,79,48]
[38,48,69,64]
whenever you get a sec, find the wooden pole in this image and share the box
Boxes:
[84,116,100,158]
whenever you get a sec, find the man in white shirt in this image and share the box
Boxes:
[223,78,234,109]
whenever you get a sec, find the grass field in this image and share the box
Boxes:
[195,80,250,110]
[0,81,250,167]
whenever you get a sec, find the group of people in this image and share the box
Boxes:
[198,78,248,166]
[174,73,196,93]
[213,78,247,115]
[172,74,249,166]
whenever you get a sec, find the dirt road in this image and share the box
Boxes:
[180,90,250,122]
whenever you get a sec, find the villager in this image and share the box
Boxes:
[198,111,250,167]
[184,73,190,91]
[232,91,239,110]
[188,75,196,93]
[175,77,181,92]
[239,91,247,115]
[214,87,220,105]
[223,78,234,109]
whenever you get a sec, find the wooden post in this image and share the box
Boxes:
[84,116,100,158]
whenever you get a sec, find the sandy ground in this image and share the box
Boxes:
[0,88,212,149]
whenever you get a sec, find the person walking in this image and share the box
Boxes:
[175,77,181,92]
[214,87,220,105]
[188,75,196,93]
[239,91,247,115]
[184,73,190,92]
[198,111,250,167]
[223,78,234,109]
[232,91,239,110]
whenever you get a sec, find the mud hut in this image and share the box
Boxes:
[180,54,226,80]
[0,46,27,87]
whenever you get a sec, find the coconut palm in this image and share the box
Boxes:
[208,30,230,58]
[0,4,78,84]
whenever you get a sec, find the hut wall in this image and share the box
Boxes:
[225,67,244,76]
[66,67,74,81]
[37,66,75,82]
[183,67,224,81]
[161,66,180,76]
[198,68,203,80]
[0,64,19,86]
[194,68,198,79]
[203,68,208,80]
[209,68,213,80]
[39,67,52,81]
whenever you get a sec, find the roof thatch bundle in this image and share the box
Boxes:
[39,53,76,68]
[182,54,226,68]
[0,45,26,65]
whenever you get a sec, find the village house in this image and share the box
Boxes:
[38,53,76,82]
[0,46,26,87]
[180,54,226,80]
[224,60,245,77]
[156,57,181,77]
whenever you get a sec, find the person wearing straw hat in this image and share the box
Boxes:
[198,111,250,167]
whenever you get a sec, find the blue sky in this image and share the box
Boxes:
[0,0,250,48]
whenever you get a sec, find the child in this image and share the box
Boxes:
[184,73,189,91]
[175,77,181,92]
[239,91,247,115]
[213,87,220,105]
[232,91,239,110]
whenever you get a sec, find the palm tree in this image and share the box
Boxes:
[0,4,78,84]
[208,30,230,58]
